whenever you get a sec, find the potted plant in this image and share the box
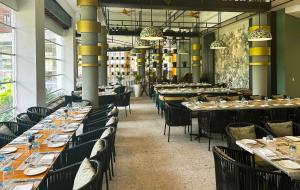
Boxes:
[133,74,142,97]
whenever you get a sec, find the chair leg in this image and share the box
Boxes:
[108,164,112,180]
[208,130,212,151]
[184,126,186,134]
[105,171,110,190]
[129,104,131,114]
[111,154,114,177]
[164,123,166,135]
[125,107,127,117]
[168,125,171,142]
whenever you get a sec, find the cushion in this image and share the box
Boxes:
[229,125,256,140]
[108,107,117,116]
[0,125,16,137]
[20,114,31,121]
[100,127,112,139]
[105,117,116,127]
[73,158,96,190]
[267,121,293,137]
[90,140,104,158]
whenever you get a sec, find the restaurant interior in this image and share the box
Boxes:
[1,0,300,189]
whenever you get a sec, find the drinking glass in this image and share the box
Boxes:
[289,144,297,159]
[1,160,14,189]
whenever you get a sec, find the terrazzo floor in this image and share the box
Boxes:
[108,96,225,190]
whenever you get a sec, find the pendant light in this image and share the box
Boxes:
[140,3,163,41]
[210,12,227,50]
[135,37,151,49]
[248,1,272,41]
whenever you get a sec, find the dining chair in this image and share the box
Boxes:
[27,107,53,123]
[0,122,19,148]
[114,91,131,117]
[54,139,110,190]
[39,159,102,190]
[16,113,37,134]
[164,102,192,142]
[213,146,292,190]
[225,122,272,150]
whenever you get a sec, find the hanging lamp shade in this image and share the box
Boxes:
[210,40,227,50]
[140,26,164,41]
[130,48,141,55]
[135,38,151,49]
[248,29,272,41]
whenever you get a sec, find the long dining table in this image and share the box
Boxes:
[0,105,91,189]
[237,136,300,180]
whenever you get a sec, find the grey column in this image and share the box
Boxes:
[250,13,270,96]
[155,45,163,82]
[191,29,201,83]
[78,1,99,107]
[98,26,108,86]
[137,52,146,78]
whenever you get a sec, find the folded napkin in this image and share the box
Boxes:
[39,154,55,165]
[32,124,44,130]
[51,134,69,142]
[257,148,277,157]
[13,183,33,190]
[10,136,27,144]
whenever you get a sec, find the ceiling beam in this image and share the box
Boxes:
[101,0,271,12]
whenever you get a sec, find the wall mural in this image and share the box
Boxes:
[215,20,249,88]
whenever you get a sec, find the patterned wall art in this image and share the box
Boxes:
[215,20,249,88]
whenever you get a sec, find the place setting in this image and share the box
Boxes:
[43,134,70,148]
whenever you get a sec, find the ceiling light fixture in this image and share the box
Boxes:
[248,1,272,42]
[210,12,227,50]
[140,2,164,41]
[135,37,151,49]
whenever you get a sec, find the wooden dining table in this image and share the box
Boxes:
[0,106,91,189]
[182,98,300,111]
[237,136,300,180]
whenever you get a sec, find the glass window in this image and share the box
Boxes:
[45,29,64,103]
[0,4,15,121]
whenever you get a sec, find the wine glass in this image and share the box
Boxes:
[1,160,14,189]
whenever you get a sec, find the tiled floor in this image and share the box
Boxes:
[108,96,225,190]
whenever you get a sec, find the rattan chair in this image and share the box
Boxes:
[164,102,192,142]
[39,160,102,190]
[114,91,131,117]
[213,146,292,190]
[225,122,272,150]
[27,107,53,122]
[54,139,109,190]
[16,113,37,134]
[0,122,18,148]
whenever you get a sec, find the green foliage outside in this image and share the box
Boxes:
[0,81,13,122]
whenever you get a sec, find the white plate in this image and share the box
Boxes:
[24,166,48,176]
[0,147,17,154]
[285,136,300,142]
[62,128,77,133]
[241,139,257,145]
[72,118,83,121]
[47,142,65,148]
[27,130,39,134]
[278,160,300,170]
[260,105,269,107]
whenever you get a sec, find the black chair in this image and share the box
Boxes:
[16,113,37,134]
[213,146,292,190]
[197,110,230,151]
[54,139,110,190]
[268,107,295,121]
[225,122,272,150]
[0,122,18,148]
[236,109,267,126]
[114,91,131,117]
[164,102,192,142]
[73,127,117,181]
[27,107,53,123]
[39,159,102,190]
[265,120,300,137]
[113,86,126,94]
